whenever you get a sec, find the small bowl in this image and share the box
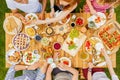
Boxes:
[53,42,61,51]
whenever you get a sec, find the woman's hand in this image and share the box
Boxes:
[88,62,94,69]
[38,12,45,20]
[13,13,28,24]
[90,9,97,15]
[108,8,114,19]
[50,8,55,18]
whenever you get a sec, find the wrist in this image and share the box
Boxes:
[25,66,29,70]
[88,68,92,72]
[50,6,54,9]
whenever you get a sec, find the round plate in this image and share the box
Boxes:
[23,51,40,65]
[45,27,54,35]
[85,37,103,54]
[25,13,38,21]
[12,33,30,51]
[60,57,71,67]
[3,16,22,35]
[41,37,50,46]
[25,25,37,38]
[88,12,106,29]
[6,49,22,65]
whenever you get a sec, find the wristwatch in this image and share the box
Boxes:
[88,68,92,72]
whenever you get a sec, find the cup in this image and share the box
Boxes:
[35,35,42,41]
[53,42,61,51]
[71,22,76,27]
[80,52,89,61]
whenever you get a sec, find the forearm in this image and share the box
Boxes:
[88,71,92,80]
[50,0,54,9]
[41,0,47,13]
[67,68,79,80]
[36,10,69,24]
[45,71,52,80]
[14,65,27,71]
[86,0,95,12]
[104,54,116,76]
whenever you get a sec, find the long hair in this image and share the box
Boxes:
[56,0,78,10]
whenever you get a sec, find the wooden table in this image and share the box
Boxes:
[5,13,118,68]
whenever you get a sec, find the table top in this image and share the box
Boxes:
[5,12,119,68]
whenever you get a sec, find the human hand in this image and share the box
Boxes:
[90,9,97,15]
[38,12,45,20]
[88,62,94,68]
[50,8,55,18]
[53,52,60,61]
[57,63,70,71]
[27,62,41,70]
[108,11,114,19]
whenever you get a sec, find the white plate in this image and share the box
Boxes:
[88,12,106,29]
[59,57,71,71]
[3,16,22,35]
[23,51,40,65]
[60,57,71,67]
[25,13,38,21]
[85,37,103,54]
[6,49,22,65]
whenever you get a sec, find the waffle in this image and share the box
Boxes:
[13,33,30,51]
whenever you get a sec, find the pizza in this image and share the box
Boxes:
[99,23,120,50]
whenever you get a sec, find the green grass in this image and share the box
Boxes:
[0,0,120,80]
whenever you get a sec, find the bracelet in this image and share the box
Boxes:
[50,6,54,9]
[88,68,92,72]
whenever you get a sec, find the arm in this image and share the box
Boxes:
[35,2,77,24]
[67,67,79,80]
[88,71,92,80]
[86,0,96,15]
[87,63,94,80]
[38,0,47,20]
[101,49,116,76]
[45,65,53,80]
[58,63,79,80]
[50,0,55,17]
[35,62,48,80]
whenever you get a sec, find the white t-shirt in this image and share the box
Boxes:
[92,72,119,80]
[6,0,42,13]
